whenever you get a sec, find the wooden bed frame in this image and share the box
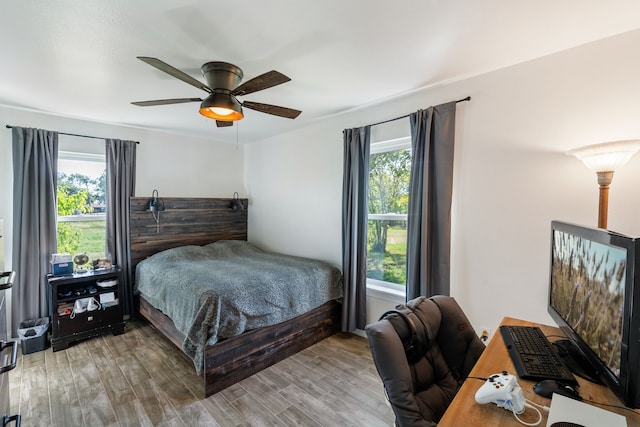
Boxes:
[129,197,342,397]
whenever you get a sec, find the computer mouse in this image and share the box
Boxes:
[533,379,582,400]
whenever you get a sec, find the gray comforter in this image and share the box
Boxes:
[134,240,343,374]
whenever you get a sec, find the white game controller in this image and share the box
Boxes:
[475,371,525,414]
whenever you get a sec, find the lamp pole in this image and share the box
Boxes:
[596,171,613,229]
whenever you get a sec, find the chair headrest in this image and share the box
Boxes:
[379,309,429,364]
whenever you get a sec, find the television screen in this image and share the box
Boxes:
[550,229,625,377]
[548,220,640,408]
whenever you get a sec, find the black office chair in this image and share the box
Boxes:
[365,295,485,427]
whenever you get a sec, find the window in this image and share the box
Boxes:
[57,141,107,267]
[367,137,411,290]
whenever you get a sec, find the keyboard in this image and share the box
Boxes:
[500,325,577,385]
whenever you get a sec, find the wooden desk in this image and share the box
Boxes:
[439,317,640,426]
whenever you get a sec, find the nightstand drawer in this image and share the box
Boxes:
[55,306,121,335]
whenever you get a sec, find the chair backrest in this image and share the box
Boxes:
[365,295,485,427]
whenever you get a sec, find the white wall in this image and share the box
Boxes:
[244,123,344,264]
[245,28,640,336]
[0,107,244,332]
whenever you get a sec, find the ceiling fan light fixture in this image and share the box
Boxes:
[133,57,300,123]
[199,92,243,121]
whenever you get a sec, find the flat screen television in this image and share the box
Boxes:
[548,220,640,408]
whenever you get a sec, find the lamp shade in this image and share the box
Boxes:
[567,140,640,172]
[230,192,244,210]
[147,189,165,212]
[199,92,243,121]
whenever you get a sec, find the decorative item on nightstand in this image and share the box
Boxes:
[50,253,73,276]
[92,258,113,270]
[567,139,640,229]
[73,253,89,273]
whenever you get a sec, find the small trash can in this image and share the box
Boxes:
[18,317,50,354]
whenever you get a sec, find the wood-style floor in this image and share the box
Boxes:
[9,320,395,426]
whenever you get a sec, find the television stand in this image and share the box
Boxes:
[552,339,603,385]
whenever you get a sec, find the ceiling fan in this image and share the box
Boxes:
[131,57,302,127]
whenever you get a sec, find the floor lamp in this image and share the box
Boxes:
[567,140,640,229]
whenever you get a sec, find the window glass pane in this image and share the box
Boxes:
[58,216,106,263]
[57,152,107,267]
[367,219,407,285]
[367,146,411,286]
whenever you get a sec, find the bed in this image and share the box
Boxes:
[128,197,343,397]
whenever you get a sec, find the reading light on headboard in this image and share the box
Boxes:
[567,140,640,229]
[230,192,245,210]
[147,189,165,232]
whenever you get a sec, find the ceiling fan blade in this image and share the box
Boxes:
[131,98,202,106]
[243,101,301,119]
[137,56,212,93]
[232,70,291,96]
[216,121,233,127]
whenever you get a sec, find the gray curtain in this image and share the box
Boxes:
[341,126,371,331]
[406,102,457,300]
[11,127,58,336]
[105,139,137,318]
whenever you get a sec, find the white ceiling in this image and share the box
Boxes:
[3,0,640,144]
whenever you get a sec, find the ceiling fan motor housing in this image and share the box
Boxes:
[132,56,301,123]
[201,62,243,90]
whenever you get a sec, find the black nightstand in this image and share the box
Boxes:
[47,268,125,351]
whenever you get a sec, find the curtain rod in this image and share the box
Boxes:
[5,125,140,144]
[368,96,471,128]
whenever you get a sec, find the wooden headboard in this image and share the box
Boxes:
[129,197,248,270]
